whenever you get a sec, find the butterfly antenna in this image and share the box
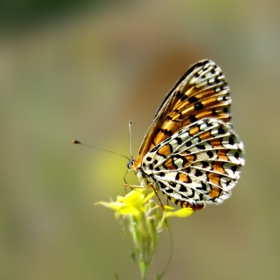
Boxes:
[72,140,130,160]
[129,121,133,159]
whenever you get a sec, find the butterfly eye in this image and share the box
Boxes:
[127,159,134,170]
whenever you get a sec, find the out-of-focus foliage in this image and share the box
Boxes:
[0,0,116,32]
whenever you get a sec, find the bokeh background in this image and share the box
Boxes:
[1,0,280,279]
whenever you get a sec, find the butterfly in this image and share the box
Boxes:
[127,59,245,210]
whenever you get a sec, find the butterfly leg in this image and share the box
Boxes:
[165,195,170,206]
[124,182,146,193]
[123,170,147,193]
[149,183,165,210]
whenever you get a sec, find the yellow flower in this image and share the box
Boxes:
[96,189,155,217]
[97,189,194,219]
[96,189,194,279]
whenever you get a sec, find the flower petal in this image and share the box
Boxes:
[96,201,139,215]
[165,208,194,218]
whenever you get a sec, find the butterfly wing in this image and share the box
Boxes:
[141,118,245,209]
[134,60,232,168]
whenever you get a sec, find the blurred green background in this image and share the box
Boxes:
[1,0,279,279]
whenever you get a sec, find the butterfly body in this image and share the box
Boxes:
[128,60,245,210]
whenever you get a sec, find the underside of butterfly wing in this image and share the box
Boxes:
[135,60,232,168]
[140,118,245,209]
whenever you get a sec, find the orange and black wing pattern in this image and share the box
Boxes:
[134,60,231,168]
[141,118,244,209]
[130,59,244,210]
